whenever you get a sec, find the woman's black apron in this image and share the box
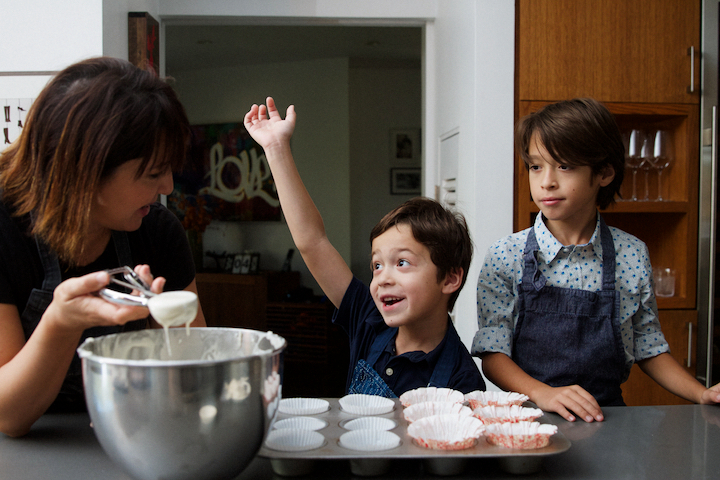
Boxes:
[20,231,146,412]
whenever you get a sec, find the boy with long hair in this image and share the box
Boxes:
[473,98,720,422]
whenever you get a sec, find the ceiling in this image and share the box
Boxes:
[165,24,422,73]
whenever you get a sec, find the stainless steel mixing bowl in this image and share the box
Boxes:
[77,327,286,480]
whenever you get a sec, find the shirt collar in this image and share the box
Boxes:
[384,317,455,364]
[533,213,603,263]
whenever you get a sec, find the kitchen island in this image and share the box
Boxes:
[1,404,718,479]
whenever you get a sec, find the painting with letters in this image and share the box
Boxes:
[168,122,281,227]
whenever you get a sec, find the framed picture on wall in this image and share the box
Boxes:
[390,168,421,195]
[389,128,420,163]
[167,122,282,230]
[128,12,159,71]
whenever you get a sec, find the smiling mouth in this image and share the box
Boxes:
[382,296,403,306]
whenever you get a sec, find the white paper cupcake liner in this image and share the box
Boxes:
[464,390,529,410]
[485,421,558,449]
[273,416,328,431]
[342,416,397,431]
[407,414,485,451]
[278,397,330,415]
[403,401,473,423]
[472,405,543,424]
[339,429,402,452]
[338,394,395,415]
[398,387,464,407]
[264,429,326,452]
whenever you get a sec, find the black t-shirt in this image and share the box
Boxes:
[332,277,486,396]
[0,201,195,411]
[0,201,195,312]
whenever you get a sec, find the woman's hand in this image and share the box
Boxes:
[44,265,163,334]
[133,264,166,295]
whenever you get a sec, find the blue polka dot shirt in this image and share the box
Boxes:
[471,214,669,380]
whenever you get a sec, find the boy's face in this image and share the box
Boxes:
[527,133,613,230]
[370,224,455,329]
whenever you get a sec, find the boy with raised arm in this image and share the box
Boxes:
[244,97,484,397]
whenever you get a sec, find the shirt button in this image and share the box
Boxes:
[385,368,394,376]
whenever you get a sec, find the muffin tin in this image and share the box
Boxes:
[258,397,570,476]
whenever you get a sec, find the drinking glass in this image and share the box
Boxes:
[653,267,676,297]
[639,132,653,201]
[649,130,672,201]
[625,129,645,201]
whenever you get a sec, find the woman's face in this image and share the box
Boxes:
[91,158,173,232]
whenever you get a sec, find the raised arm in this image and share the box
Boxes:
[244,97,352,307]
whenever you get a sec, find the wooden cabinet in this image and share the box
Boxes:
[196,273,268,330]
[195,272,348,398]
[515,101,699,311]
[517,0,700,104]
[621,310,695,405]
[515,1,701,405]
[266,303,349,398]
[195,271,300,330]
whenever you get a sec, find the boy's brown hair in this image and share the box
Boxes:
[515,98,625,209]
[0,57,190,265]
[370,197,472,311]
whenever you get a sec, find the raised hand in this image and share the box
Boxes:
[243,97,296,152]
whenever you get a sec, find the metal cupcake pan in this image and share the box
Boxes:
[258,398,570,476]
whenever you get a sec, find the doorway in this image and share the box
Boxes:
[163,23,422,288]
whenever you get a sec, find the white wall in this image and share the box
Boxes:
[349,63,422,286]
[430,1,515,389]
[102,0,160,60]
[0,0,103,97]
[170,58,351,293]
[156,0,437,20]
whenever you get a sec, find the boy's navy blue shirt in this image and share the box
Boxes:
[332,277,486,396]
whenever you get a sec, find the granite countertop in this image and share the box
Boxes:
[1,404,719,479]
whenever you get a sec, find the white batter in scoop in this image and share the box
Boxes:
[147,291,199,353]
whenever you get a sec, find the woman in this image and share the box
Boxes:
[0,57,206,437]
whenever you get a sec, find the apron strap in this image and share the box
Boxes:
[34,236,62,291]
[598,217,616,291]
[522,225,546,291]
[426,320,460,388]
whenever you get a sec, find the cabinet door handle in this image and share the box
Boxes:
[687,322,693,368]
[687,46,695,93]
[706,106,718,384]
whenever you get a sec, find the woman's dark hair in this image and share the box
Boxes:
[515,98,625,209]
[370,197,473,312]
[0,56,190,265]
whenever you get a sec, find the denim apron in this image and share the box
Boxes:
[512,217,626,406]
[20,231,145,412]
[348,321,459,398]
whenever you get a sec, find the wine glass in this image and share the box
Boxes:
[649,130,672,201]
[625,129,645,201]
[639,132,653,201]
